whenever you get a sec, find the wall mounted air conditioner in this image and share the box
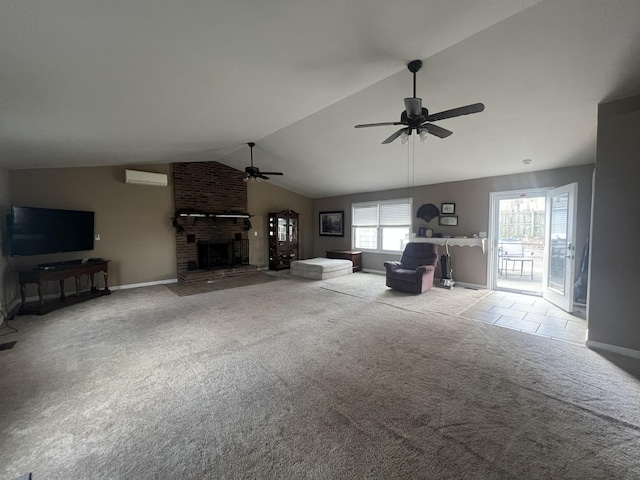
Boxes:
[125,169,168,187]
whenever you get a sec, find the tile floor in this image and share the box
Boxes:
[460,290,587,345]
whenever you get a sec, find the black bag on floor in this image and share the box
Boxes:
[440,254,452,280]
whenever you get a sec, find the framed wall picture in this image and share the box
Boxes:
[417,226,427,237]
[319,211,344,236]
[439,216,458,226]
[441,203,456,214]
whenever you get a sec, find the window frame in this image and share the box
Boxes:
[352,198,413,254]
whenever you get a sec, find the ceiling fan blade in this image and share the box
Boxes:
[260,172,283,176]
[421,123,453,138]
[426,103,485,122]
[355,122,404,128]
[258,174,270,180]
[382,128,409,144]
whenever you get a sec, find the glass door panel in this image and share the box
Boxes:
[490,193,546,294]
[543,183,577,312]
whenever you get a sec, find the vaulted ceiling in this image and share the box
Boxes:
[2,1,640,198]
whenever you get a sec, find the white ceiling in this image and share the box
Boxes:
[2,1,640,198]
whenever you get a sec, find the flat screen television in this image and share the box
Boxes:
[10,206,94,257]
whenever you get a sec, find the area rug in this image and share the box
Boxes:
[319,272,492,315]
[166,271,278,296]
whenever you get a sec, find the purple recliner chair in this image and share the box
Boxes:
[384,242,439,294]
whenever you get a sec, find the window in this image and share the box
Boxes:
[352,199,412,252]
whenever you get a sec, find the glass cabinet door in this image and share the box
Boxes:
[278,218,287,242]
[289,217,297,244]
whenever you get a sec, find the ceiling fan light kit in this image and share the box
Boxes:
[355,59,484,144]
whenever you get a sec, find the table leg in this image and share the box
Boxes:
[59,279,66,300]
[530,260,534,280]
[37,282,44,307]
[20,284,26,308]
[75,276,80,296]
[103,271,110,294]
[90,273,96,293]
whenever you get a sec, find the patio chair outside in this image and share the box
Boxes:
[498,239,534,280]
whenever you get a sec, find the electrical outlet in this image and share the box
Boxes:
[94,234,100,241]
[254,231,258,236]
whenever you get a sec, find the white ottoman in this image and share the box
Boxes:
[290,258,353,280]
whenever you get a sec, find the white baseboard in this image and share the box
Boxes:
[362,269,385,275]
[585,339,640,359]
[22,278,178,302]
[110,278,177,291]
[452,281,487,290]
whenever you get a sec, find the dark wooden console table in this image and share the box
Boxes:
[18,260,111,315]
[326,250,362,272]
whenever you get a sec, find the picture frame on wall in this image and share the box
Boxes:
[441,203,456,214]
[319,211,344,236]
[439,216,458,226]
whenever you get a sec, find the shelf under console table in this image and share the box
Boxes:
[18,260,111,315]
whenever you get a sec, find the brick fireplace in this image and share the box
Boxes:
[173,161,256,285]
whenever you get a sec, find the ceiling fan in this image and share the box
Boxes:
[244,142,283,181]
[355,60,484,144]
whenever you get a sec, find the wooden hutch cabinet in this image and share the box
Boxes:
[268,209,299,270]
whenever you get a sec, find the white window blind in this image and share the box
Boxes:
[380,202,411,225]
[353,205,378,226]
[352,199,412,253]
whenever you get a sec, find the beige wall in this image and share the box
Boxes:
[9,165,176,295]
[248,181,313,269]
[5,164,314,296]
[4,161,594,296]
[314,164,594,286]
[589,95,640,352]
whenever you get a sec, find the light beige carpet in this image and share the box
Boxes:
[1,275,639,479]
